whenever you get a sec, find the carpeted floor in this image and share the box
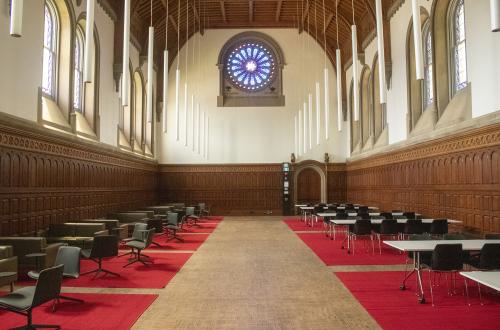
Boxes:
[0,293,157,330]
[336,271,500,330]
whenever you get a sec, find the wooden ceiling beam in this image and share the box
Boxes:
[275,0,283,22]
[192,2,204,35]
[301,1,310,26]
[249,0,254,22]
[363,0,376,23]
[324,12,333,33]
[168,14,179,34]
[220,1,227,23]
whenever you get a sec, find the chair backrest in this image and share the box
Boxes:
[409,233,432,241]
[353,220,372,235]
[480,244,500,270]
[185,207,195,216]
[167,212,179,225]
[198,203,205,210]
[32,264,64,308]
[314,206,324,213]
[146,219,163,233]
[380,219,399,234]
[359,212,370,220]
[54,246,81,278]
[404,219,423,234]
[132,223,148,240]
[485,233,500,239]
[430,219,448,235]
[432,244,463,271]
[380,212,393,220]
[143,229,156,249]
[403,212,416,219]
[90,235,118,259]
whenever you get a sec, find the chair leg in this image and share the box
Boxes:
[429,270,435,307]
[464,278,470,306]
[478,282,483,305]
[11,310,61,330]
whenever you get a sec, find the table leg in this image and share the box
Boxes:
[415,252,426,303]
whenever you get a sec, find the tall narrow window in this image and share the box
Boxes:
[450,0,467,94]
[42,1,58,98]
[423,21,433,109]
[73,26,84,112]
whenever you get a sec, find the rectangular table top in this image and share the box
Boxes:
[329,218,461,225]
[383,239,500,252]
[460,271,500,292]
[299,206,315,210]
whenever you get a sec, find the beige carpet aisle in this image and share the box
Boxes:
[133,216,380,330]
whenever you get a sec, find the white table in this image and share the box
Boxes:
[460,271,500,304]
[299,206,314,223]
[384,240,500,304]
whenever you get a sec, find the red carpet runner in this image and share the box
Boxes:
[297,233,406,266]
[336,271,500,330]
[0,293,157,330]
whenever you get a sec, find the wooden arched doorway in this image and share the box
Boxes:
[296,168,322,204]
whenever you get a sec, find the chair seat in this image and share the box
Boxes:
[125,241,146,249]
[0,286,35,311]
[81,249,91,259]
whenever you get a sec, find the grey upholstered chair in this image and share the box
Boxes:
[120,223,148,258]
[123,229,155,268]
[165,212,184,242]
[185,206,200,226]
[0,264,64,329]
[81,235,120,278]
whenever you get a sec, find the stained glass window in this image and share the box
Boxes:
[451,0,467,94]
[423,21,433,109]
[73,26,84,112]
[42,1,58,98]
[226,42,275,91]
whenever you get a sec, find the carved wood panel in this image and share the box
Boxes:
[159,164,283,215]
[346,123,500,233]
[0,117,158,236]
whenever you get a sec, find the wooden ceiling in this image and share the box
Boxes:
[108,0,398,69]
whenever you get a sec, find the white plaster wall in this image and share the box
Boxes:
[0,0,44,121]
[159,29,349,164]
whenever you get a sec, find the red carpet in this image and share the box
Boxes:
[17,253,192,289]
[146,233,210,251]
[181,222,219,233]
[297,233,406,266]
[284,218,324,231]
[0,292,157,329]
[336,271,500,330]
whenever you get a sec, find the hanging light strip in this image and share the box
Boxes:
[322,0,329,140]
[175,0,181,141]
[491,0,500,32]
[315,82,321,145]
[375,0,387,103]
[308,93,313,149]
[83,0,95,83]
[205,116,209,160]
[197,105,201,154]
[9,0,23,37]
[303,102,307,154]
[122,0,131,106]
[351,25,359,121]
[163,0,169,133]
[146,0,154,123]
[192,95,195,151]
[336,49,342,131]
[298,109,302,157]
[200,111,205,156]
[184,0,189,147]
[411,0,424,80]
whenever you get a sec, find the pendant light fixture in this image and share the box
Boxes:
[9,0,23,37]
[175,0,181,141]
[491,0,500,32]
[375,0,387,103]
[83,0,95,83]
[411,0,424,80]
[294,115,298,156]
[197,105,201,154]
[122,0,131,106]
[191,95,195,151]
[298,109,302,157]
[322,0,330,138]
[335,0,342,132]
[314,0,320,145]
[163,0,169,133]
[303,102,307,154]
[205,116,209,160]
[308,93,313,149]
[351,0,359,121]
[184,0,189,147]
[146,0,154,123]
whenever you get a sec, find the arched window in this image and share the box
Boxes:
[73,25,84,112]
[42,1,59,99]
[360,67,372,146]
[449,0,467,95]
[423,20,433,109]
[133,71,144,149]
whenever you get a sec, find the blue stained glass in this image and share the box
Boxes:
[226,42,276,91]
